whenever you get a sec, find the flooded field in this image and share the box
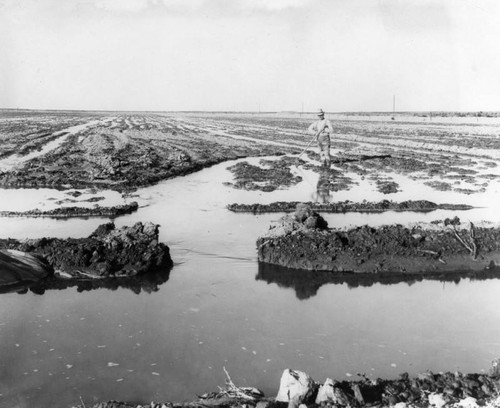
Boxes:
[1,111,500,407]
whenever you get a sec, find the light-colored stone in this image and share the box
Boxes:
[255,401,270,408]
[429,393,447,408]
[455,397,479,408]
[315,378,335,403]
[485,395,500,408]
[276,369,316,403]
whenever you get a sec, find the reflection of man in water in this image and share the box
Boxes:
[314,167,331,203]
[308,109,333,167]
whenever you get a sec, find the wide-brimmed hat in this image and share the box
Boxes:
[316,109,325,116]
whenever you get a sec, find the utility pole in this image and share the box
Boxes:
[392,95,396,120]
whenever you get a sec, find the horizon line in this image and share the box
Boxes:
[1,107,498,115]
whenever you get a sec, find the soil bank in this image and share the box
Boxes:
[257,205,500,275]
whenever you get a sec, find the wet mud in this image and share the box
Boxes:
[370,176,400,194]
[225,156,301,192]
[257,205,500,274]
[0,201,139,218]
[336,153,497,193]
[0,112,293,191]
[76,365,500,408]
[0,222,172,286]
[228,200,474,213]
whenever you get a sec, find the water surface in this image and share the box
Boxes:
[1,158,500,407]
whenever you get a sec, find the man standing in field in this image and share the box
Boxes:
[308,109,333,167]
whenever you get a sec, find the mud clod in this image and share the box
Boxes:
[0,222,173,280]
[257,205,500,274]
[226,157,301,192]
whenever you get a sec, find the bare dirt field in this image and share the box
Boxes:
[0,110,295,190]
[1,109,499,193]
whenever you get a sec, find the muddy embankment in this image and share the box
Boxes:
[75,363,500,408]
[0,202,139,218]
[0,222,173,293]
[256,204,500,275]
[228,200,474,214]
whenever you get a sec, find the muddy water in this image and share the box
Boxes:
[2,158,500,407]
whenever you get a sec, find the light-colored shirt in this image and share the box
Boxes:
[308,118,333,136]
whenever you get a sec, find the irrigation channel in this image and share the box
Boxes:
[1,156,500,407]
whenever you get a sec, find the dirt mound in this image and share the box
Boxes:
[0,222,173,279]
[257,205,500,274]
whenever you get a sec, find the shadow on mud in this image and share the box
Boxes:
[1,267,172,296]
[256,262,500,300]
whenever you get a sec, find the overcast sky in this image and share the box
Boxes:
[1,0,499,112]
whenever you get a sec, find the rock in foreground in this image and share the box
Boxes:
[257,205,500,274]
[0,222,173,280]
[74,362,500,408]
